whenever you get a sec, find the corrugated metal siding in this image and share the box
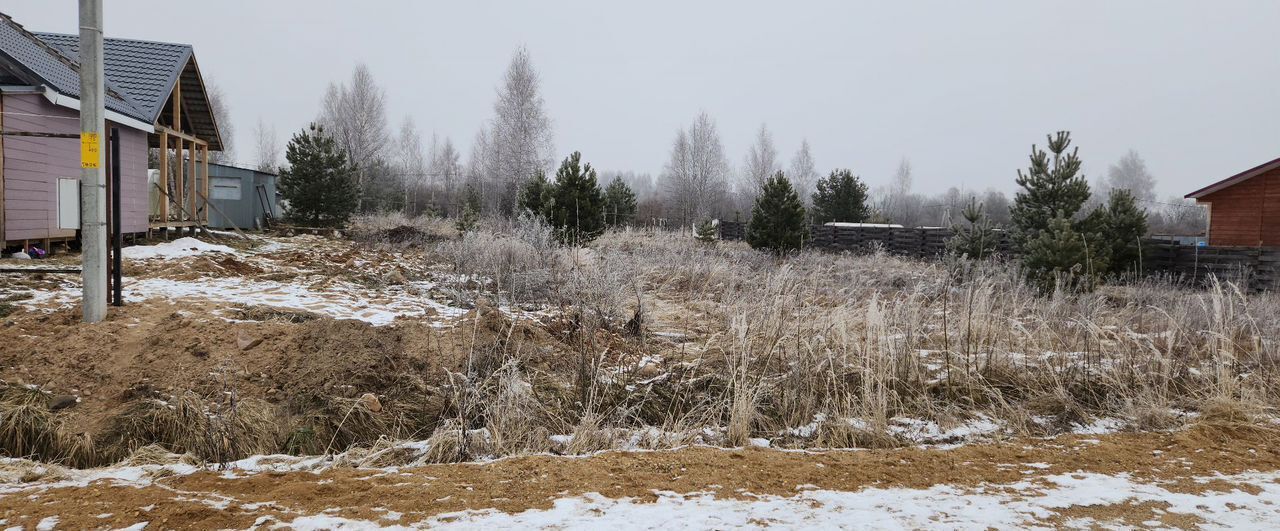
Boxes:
[1202,168,1280,247]
[207,164,278,230]
[2,93,150,241]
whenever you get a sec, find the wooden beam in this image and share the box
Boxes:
[202,145,209,223]
[159,130,169,222]
[155,125,199,143]
[174,137,184,222]
[188,141,196,223]
[172,79,182,133]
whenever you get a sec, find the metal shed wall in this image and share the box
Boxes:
[206,163,277,230]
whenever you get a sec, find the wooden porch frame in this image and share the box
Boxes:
[150,79,210,231]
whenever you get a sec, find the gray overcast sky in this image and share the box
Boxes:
[5,1,1278,198]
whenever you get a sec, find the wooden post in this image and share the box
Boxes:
[159,130,169,222]
[201,143,209,223]
[175,138,184,225]
[187,140,196,225]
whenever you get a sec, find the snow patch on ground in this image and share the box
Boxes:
[122,237,236,260]
[415,470,1280,529]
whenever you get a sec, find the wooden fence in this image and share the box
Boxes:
[1144,241,1280,293]
[717,221,1279,292]
[718,221,1013,258]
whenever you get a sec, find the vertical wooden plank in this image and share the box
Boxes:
[190,141,198,222]
[201,143,209,223]
[175,138,184,223]
[172,82,182,132]
[159,131,169,223]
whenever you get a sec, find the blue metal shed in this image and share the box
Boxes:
[207,163,280,230]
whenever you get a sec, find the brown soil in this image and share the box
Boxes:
[0,426,1275,530]
[0,295,573,462]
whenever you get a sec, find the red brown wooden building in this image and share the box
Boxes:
[1186,156,1280,247]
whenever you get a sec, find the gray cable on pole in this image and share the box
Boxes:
[79,0,107,323]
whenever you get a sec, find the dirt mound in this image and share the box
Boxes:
[0,298,572,466]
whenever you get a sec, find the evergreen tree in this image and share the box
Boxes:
[1011,131,1102,290]
[543,151,605,245]
[810,169,870,224]
[1022,215,1100,293]
[1010,131,1091,246]
[947,198,998,259]
[455,184,482,233]
[518,170,550,216]
[747,172,808,255]
[278,123,359,227]
[695,219,718,244]
[1104,189,1149,276]
[602,177,638,227]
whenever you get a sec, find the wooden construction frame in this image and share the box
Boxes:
[149,81,210,233]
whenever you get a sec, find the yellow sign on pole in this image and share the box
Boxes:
[81,132,101,169]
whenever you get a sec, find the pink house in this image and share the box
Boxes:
[0,11,222,250]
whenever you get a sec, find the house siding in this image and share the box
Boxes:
[2,92,150,243]
[1201,167,1280,247]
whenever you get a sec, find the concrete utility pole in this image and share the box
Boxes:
[79,0,107,323]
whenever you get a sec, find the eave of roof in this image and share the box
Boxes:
[1186,156,1280,200]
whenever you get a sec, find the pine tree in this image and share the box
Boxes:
[543,151,605,245]
[1011,131,1100,290]
[810,169,870,224]
[747,172,808,255]
[1104,189,1149,277]
[947,198,998,259]
[1010,131,1091,246]
[1022,215,1103,293]
[278,123,359,227]
[455,184,481,233]
[695,219,718,244]
[518,170,550,216]
[602,177,638,227]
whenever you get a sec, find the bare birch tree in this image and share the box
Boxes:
[1098,149,1157,204]
[487,47,554,215]
[206,83,234,164]
[251,118,279,173]
[662,112,729,226]
[318,63,389,209]
[789,139,818,206]
[431,137,462,215]
[393,117,426,213]
[743,123,780,191]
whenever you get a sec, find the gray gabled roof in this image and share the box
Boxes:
[0,12,142,121]
[0,12,223,150]
[35,32,191,125]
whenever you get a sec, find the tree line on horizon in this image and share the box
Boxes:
[256,47,1205,240]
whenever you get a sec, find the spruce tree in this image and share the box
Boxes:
[747,172,808,255]
[543,151,605,245]
[947,198,998,259]
[1104,189,1149,277]
[278,123,359,227]
[602,177,638,227]
[518,171,550,216]
[810,169,870,224]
